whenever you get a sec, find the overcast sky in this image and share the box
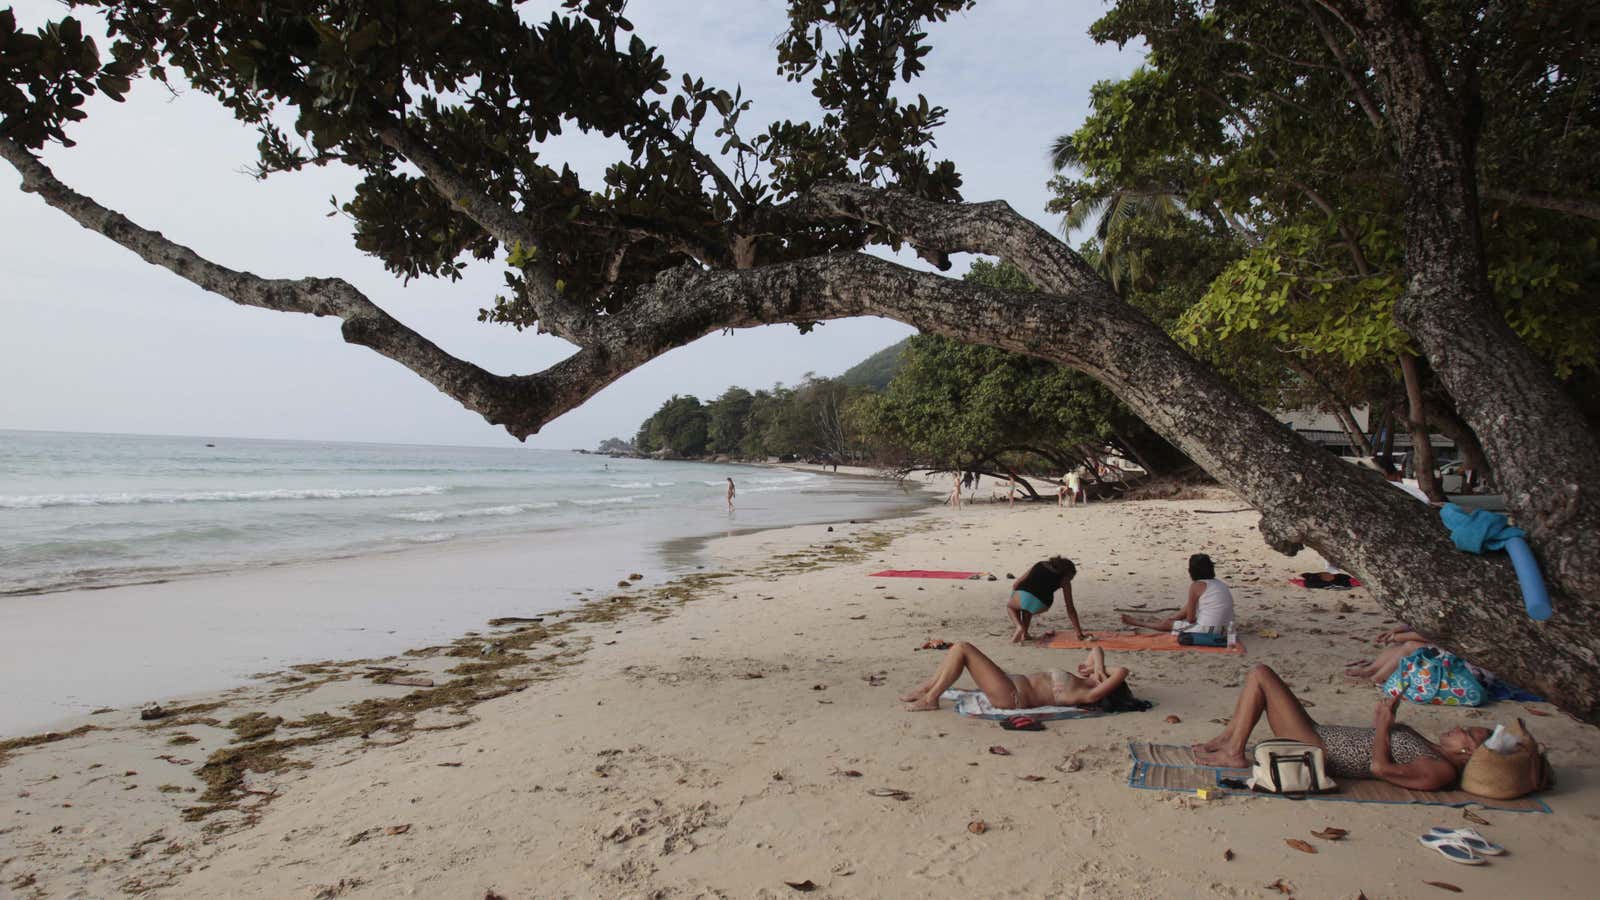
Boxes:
[0,2,1142,449]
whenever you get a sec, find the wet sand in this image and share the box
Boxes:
[3,484,1597,898]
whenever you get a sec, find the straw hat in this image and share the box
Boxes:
[1460,718,1553,800]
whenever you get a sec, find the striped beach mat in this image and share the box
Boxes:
[1127,742,1550,812]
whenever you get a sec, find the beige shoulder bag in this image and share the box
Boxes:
[1246,738,1338,797]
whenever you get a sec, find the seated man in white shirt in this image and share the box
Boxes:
[1120,553,1234,634]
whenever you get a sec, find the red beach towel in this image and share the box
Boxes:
[869,569,982,580]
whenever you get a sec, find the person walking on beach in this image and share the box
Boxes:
[726,477,736,512]
[1064,469,1081,508]
[1005,556,1086,644]
[946,472,963,509]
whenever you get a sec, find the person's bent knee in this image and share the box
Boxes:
[1249,663,1276,680]
[954,640,974,652]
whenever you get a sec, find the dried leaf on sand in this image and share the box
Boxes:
[1164,715,1181,724]
[1285,838,1317,853]
[987,745,1011,756]
[1223,848,1234,861]
[1310,827,1348,841]
[1463,809,1490,826]
[1423,881,1463,893]
[1265,878,1294,894]
[784,880,818,892]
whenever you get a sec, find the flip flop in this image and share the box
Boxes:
[1427,827,1506,856]
[1418,833,1486,865]
[999,715,1044,731]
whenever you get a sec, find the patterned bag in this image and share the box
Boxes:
[1382,647,1486,706]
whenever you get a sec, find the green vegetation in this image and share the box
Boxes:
[625,260,1198,482]
[838,337,911,390]
[1053,0,1600,482]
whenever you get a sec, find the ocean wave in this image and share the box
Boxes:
[606,481,655,488]
[403,531,457,543]
[753,474,815,485]
[0,485,449,509]
[743,484,812,494]
[569,493,661,506]
[389,502,557,523]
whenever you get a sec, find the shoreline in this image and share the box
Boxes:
[0,463,935,737]
[4,489,1596,898]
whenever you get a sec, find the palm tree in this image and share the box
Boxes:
[1049,134,1194,293]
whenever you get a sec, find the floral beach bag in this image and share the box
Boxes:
[1382,647,1486,706]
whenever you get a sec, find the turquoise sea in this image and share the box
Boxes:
[0,429,927,596]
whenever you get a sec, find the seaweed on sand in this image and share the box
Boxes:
[0,725,99,767]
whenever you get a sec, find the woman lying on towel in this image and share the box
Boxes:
[1120,553,1234,634]
[1194,663,1489,790]
[901,642,1142,712]
[1344,624,1430,683]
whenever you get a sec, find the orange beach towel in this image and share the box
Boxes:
[1036,630,1245,655]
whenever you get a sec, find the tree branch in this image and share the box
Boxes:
[1481,187,1600,222]
[655,126,752,219]
[373,124,594,343]
[0,136,624,438]
[1303,0,1389,135]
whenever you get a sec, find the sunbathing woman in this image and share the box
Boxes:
[1120,553,1234,634]
[901,641,1133,711]
[1194,664,1489,790]
[1005,556,1083,643]
[1345,625,1431,683]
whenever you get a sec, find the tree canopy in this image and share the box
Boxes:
[7,1,1600,719]
[1051,0,1600,488]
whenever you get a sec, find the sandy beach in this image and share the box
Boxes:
[3,484,1598,899]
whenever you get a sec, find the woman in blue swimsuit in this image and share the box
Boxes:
[1005,556,1084,644]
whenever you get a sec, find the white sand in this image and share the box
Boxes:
[3,489,1598,898]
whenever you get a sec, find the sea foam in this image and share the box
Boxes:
[0,486,449,509]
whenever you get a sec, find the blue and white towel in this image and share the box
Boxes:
[939,689,1102,721]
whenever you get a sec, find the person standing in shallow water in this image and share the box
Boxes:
[726,477,735,512]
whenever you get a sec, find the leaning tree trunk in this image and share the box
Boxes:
[805,183,1600,719]
[1326,0,1600,609]
[10,135,1600,717]
[1425,393,1492,489]
[1398,353,1444,501]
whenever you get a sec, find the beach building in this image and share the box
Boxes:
[1278,406,1455,467]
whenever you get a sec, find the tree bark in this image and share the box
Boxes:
[1481,188,1600,223]
[1398,353,1444,501]
[1320,0,1600,610]
[1424,393,1492,489]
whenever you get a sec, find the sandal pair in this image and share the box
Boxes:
[1418,827,1506,865]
